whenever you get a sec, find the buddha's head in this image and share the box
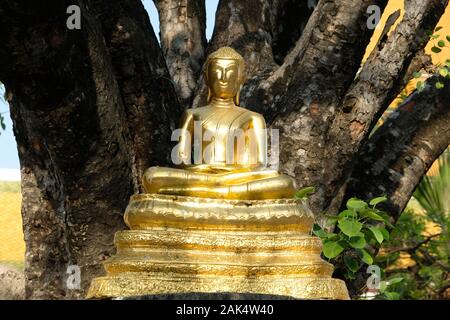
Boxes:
[204,47,246,105]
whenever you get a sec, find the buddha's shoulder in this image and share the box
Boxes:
[184,105,265,121]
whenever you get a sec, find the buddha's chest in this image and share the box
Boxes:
[194,109,252,134]
[191,110,257,164]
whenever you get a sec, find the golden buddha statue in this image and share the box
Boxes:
[142,47,296,200]
[87,47,349,300]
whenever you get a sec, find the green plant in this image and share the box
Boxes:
[414,149,450,224]
[415,26,450,91]
[313,196,393,281]
[374,149,450,300]
[294,186,316,200]
[374,210,449,300]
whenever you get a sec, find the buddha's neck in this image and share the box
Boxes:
[210,97,235,108]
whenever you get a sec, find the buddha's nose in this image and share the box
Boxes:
[219,71,228,82]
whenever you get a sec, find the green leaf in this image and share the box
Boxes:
[360,209,385,222]
[379,227,390,241]
[369,196,387,206]
[431,34,440,39]
[346,198,367,211]
[348,236,366,249]
[376,211,395,228]
[338,209,356,220]
[344,255,359,272]
[338,219,363,237]
[368,226,384,244]
[294,186,316,199]
[439,68,448,77]
[312,224,328,238]
[447,35,450,43]
[357,248,373,265]
[416,81,425,91]
[413,71,422,79]
[384,291,400,300]
[435,26,443,32]
[431,46,442,53]
[388,277,404,285]
[438,40,446,48]
[323,241,345,259]
[326,233,339,240]
[436,82,445,89]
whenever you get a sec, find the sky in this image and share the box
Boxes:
[0,0,449,179]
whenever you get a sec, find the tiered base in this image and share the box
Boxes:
[87,194,349,300]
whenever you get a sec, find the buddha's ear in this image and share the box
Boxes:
[234,85,242,106]
[207,88,212,104]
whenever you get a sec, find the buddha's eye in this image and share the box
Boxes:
[226,70,234,79]
[215,69,222,79]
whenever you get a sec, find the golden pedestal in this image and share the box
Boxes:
[87,194,349,299]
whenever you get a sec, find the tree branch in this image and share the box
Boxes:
[346,75,450,219]
[323,0,448,211]
[384,233,441,255]
[0,0,181,298]
[271,0,317,64]
[154,0,207,108]
[266,0,388,211]
[91,0,182,189]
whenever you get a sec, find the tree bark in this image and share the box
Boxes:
[270,0,388,211]
[346,75,450,220]
[91,0,182,190]
[0,0,178,298]
[323,0,448,212]
[343,75,450,296]
[154,0,207,109]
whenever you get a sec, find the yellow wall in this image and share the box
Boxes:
[0,191,25,266]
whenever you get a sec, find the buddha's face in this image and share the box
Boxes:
[206,58,241,100]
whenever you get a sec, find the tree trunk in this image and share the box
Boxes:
[0,0,179,298]
[0,0,449,298]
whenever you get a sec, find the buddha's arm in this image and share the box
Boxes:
[142,167,281,194]
[177,111,194,165]
[158,175,297,200]
[250,114,268,168]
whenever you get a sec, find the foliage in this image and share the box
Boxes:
[312,196,392,281]
[374,211,449,300]
[414,149,450,222]
[415,26,450,91]
[309,150,450,299]
[374,149,450,300]
[294,186,316,200]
